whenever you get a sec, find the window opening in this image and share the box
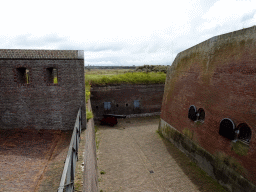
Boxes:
[197,108,205,121]
[219,118,236,140]
[96,106,98,109]
[237,123,251,142]
[126,103,128,107]
[134,100,140,108]
[46,67,58,84]
[104,102,111,110]
[17,67,29,84]
[188,105,197,121]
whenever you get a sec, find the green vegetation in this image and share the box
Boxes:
[86,109,93,121]
[214,151,248,176]
[135,65,168,73]
[100,170,106,175]
[85,72,166,85]
[182,128,193,140]
[85,82,91,102]
[54,77,58,84]
[231,141,249,156]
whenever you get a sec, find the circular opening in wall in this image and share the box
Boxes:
[188,105,197,121]
[197,108,205,121]
[237,123,251,143]
[126,104,128,107]
[219,118,236,140]
[116,104,119,107]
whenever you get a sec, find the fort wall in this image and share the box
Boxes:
[90,84,164,119]
[159,26,256,189]
[0,49,85,130]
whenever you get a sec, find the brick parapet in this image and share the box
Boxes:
[0,49,84,60]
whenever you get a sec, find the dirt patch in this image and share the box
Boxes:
[0,128,72,192]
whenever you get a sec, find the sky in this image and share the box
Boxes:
[0,0,255,66]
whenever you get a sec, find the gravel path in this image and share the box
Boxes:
[97,116,200,192]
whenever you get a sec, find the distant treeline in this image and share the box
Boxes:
[85,66,136,69]
[135,65,169,73]
[85,65,169,73]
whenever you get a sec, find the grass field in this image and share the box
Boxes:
[85,69,166,85]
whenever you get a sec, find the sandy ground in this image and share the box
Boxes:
[97,116,200,192]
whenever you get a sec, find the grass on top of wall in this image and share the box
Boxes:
[85,72,166,85]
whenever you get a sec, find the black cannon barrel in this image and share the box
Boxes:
[103,114,126,118]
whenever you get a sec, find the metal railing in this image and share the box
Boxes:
[58,108,82,192]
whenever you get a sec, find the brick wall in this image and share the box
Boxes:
[160,26,256,184]
[90,84,164,119]
[0,49,85,130]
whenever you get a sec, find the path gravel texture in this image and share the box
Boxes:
[97,116,200,192]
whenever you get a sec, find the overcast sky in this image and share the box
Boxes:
[0,0,255,66]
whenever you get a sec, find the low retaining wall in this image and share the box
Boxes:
[158,118,256,192]
[83,99,98,192]
[90,84,164,120]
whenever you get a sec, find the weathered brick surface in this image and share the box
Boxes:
[90,84,164,119]
[160,26,256,184]
[0,49,85,130]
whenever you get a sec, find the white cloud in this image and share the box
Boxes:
[0,0,255,66]
[199,0,256,31]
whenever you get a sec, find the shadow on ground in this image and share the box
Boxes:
[159,133,228,192]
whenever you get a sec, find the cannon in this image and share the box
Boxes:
[100,114,126,126]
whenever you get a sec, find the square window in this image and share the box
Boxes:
[16,67,29,84]
[46,67,58,84]
[134,100,140,108]
[104,102,111,110]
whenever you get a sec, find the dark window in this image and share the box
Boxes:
[219,118,236,140]
[197,108,205,121]
[188,105,197,121]
[46,67,58,84]
[17,67,29,84]
[237,123,252,142]
[104,102,111,110]
[126,103,128,107]
[134,100,140,108]
[96,106,98,109]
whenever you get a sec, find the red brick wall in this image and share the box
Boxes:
[0,50,85,130]
[91,84,164,119]
[161,26,256,182]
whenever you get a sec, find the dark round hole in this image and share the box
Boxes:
[116,104,119,107]
[197,108,205,121]
[188,105,197,121]
[237,123,251,142]
[219,118,236,140]
[126,104,128,107]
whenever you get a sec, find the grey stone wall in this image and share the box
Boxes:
[0,49,85,130]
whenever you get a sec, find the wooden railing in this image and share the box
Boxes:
[57,108,82,192]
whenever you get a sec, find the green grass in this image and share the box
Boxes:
[85,72,166,85]
[54,77,58,84]
[86,110,93,121]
